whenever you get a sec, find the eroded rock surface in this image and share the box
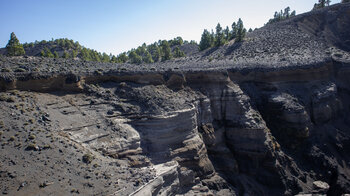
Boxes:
[1,3,350,196]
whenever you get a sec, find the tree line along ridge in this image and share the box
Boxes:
[3,0,345,64]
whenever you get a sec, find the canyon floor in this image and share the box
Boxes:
[1,3,350,196]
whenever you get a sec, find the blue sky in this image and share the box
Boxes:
[0,0,341,55]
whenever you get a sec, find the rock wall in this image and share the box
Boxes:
[1,60,350,195]
[130,106,214,177]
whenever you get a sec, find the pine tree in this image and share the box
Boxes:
[160,40,172,61]
[224,26,230,41]
[81,48,91,61]
[101,52,110,62]
[44,47,54,58]
[284,7,291,18]
[291,10,296,16]
[54,51,59,58]
[136,46,146,57]
[313,0,331,9]
[129,50,142,64]
[6,32,25,56]
[173,46,185,58]
[143,51,154,63]
[148,43,161,62]
[267,7,296,25]
[210,30,215,46]
[71,50,78,58]
[318,0,326,7]
[63,51,70,59]
[91,50,101,62]
[111,55,118,63]
[199,29,212,51]
[117,52,128,63]
[189,40,198,45]
[169,37,184,47]
[215,23,225,47]
[231,22,237,40]
[236,18,246,42]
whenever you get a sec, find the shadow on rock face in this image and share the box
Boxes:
[225,42,243,56]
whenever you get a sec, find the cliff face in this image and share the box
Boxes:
[1,3,350,196]
[1,61,350,195]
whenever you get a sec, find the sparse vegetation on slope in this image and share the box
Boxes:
[199,18,247,51]
[266,7,296,25]
[313,0,331,9]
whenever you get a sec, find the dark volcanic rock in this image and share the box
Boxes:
[0,3,350,196]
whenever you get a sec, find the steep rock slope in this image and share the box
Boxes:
[1,3,350,196]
